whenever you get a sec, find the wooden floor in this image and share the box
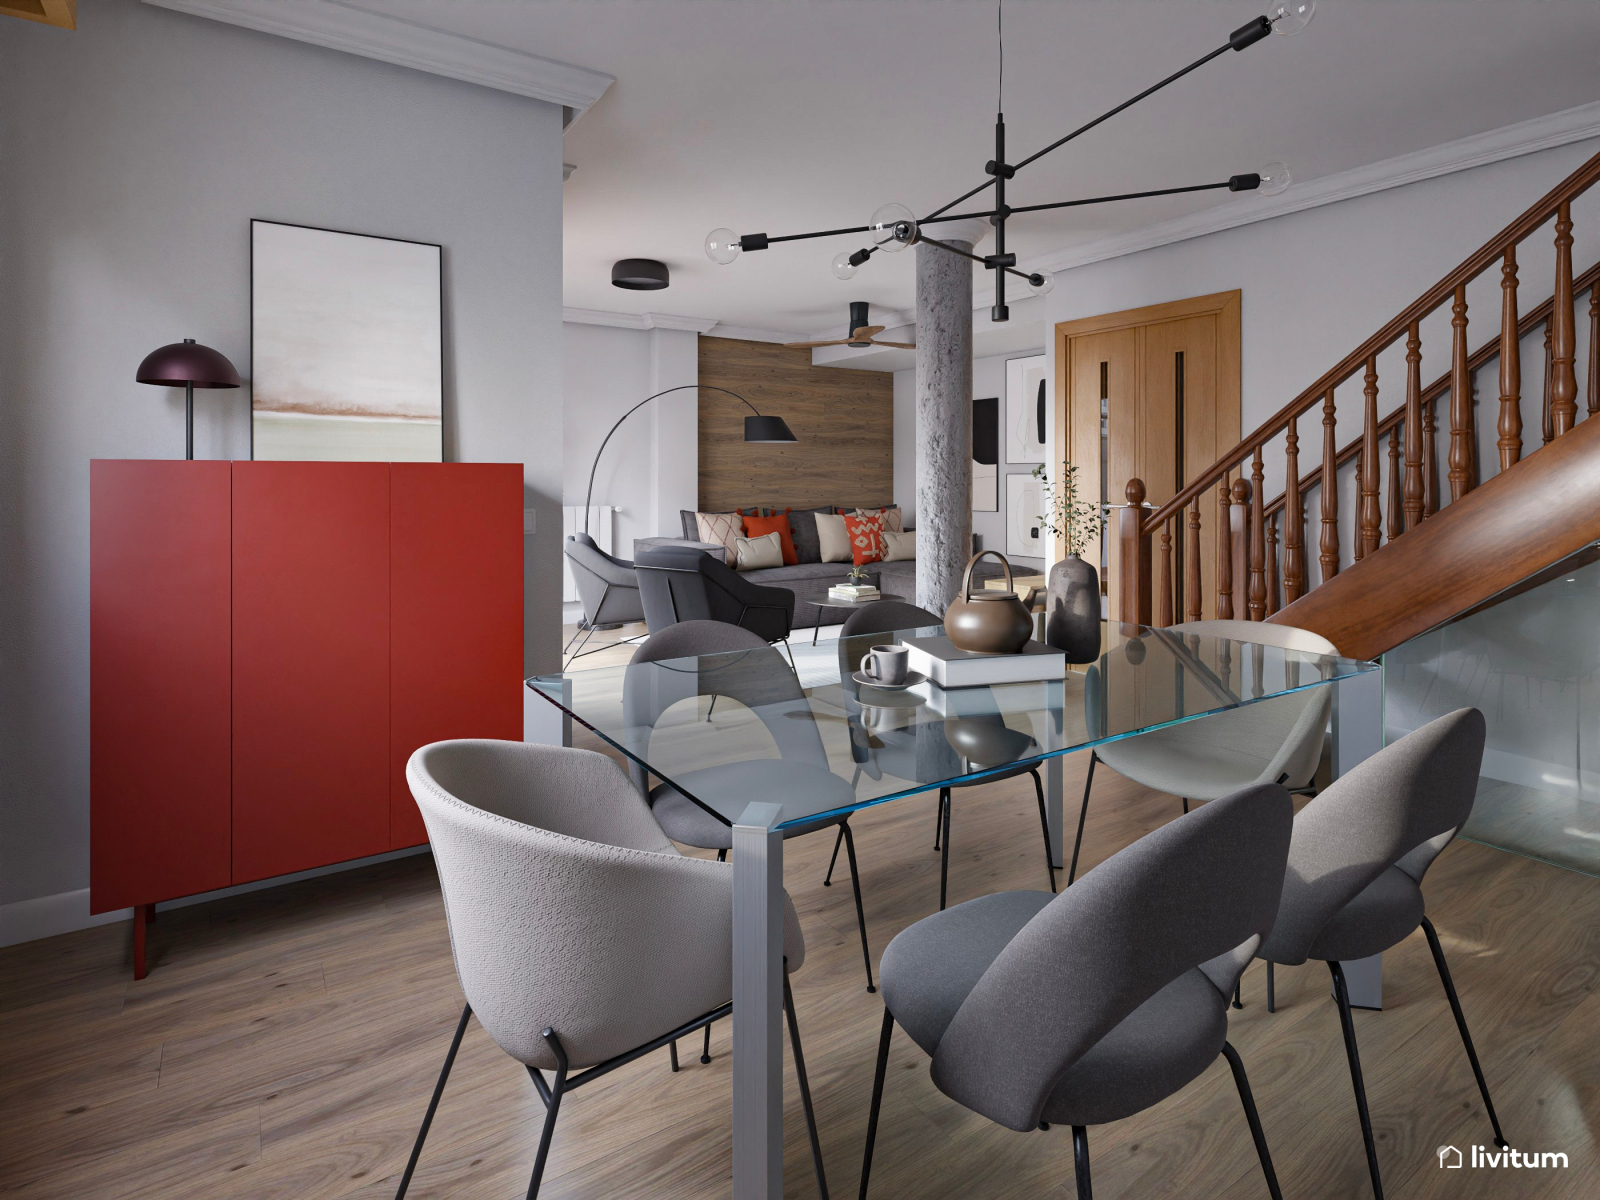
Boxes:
[5,744,1600,1198]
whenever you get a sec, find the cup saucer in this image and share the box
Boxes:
[852,669,928,692]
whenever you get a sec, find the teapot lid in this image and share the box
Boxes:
[969,590,1017,601]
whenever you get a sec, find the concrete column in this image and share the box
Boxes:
[915,219,986,614]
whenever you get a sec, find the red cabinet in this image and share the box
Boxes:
[91,461,523,943]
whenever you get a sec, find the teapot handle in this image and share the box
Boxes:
[959,550,1015,601]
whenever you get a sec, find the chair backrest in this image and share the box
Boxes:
[1261,707,1486,964]
[635,547,751,632]
[408,740,739,1071]
[929,782,1294,1131]
[839,599,942,640]
[1171,618,1337,657]
[633,619,770,662]
[565,534,643,625]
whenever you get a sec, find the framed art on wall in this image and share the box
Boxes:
[972,395,999,512]
[251,220,443,462]
[1005,353,1049,463]
[1006,470,1046,557]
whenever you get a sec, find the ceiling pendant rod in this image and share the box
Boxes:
[991,111,1010,321]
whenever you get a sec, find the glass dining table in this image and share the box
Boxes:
[527,622,1381,1200]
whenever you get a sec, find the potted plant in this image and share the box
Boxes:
[1031,460,1107,662]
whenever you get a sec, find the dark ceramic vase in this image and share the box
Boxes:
[1046,554,1101,663]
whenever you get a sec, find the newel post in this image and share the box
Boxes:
[1118,479,1152,627]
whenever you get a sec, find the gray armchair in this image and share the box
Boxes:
[563,533,646,664]
[634,545,795,645]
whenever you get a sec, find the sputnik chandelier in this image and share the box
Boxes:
[706,1,1314,323]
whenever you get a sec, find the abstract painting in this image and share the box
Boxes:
[1006,470,1045,558]
[973,395,999,512]
[1005,353,1048,463]
[251,220,442,461]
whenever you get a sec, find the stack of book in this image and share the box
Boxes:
[829,582,879,602]
[902,635,1065,688]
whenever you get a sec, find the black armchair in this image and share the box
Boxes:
[634,546,795,647]
[562,534,647,664]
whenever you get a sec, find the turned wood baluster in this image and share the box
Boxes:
[1247,448,1267,620]
[1283,416,1305,603]
[1319,389,1339,582]
[1589,284,1599,419]
[1265,519,1281,617]
[1217,474,1234,619]
[1422,398,1439,516]
[1231,477,1252,619]
[1358,356,1381,559]
[1158,517,1174,627]
[1448,284,1476,501]
[1551,200,1579,437]
[1186,506,1202,621]
[1542,318,1554,445]
[1118,478,1152,626]
[1497,244,1523,471]
[1403,321,1425,529]
[1386,425,1402,542]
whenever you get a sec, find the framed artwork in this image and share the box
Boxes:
[1005,353,1049,463]
[1006,471,1046,558]
[972,395,999,512]
[251,219,443,462]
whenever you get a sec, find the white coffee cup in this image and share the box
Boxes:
[860,643,910,686]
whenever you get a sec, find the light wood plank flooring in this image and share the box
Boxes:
[4,743,1598,1198]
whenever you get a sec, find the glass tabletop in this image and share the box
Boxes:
[528,625,1377,831]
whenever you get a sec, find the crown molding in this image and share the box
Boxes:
[142,0,614,116]
[703,324,798,344]
[563,307,718,333]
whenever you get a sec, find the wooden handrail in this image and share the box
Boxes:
[1141,147,1600,535]
[1261,260,1600,520]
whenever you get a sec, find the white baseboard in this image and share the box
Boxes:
[0,844,432,950]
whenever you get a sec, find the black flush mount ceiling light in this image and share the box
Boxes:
[611,258,670,290]
[706,1,1312,322]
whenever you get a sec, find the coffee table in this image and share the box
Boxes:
[801,591,904,644]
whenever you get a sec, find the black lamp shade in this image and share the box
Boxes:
[611,258,670,291]
[744,414,796,443]
[136,341,241,388]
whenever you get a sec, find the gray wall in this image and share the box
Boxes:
[0,0,566,913]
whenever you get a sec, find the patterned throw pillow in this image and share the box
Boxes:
[741,510,798,565]
[694,511,743,558]
[852,505,904,534]
[842,512,887,566]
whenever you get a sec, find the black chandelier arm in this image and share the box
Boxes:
[916,234,1036,284]
[581,385,759,537]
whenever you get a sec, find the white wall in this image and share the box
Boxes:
[563,324,697,556]
[0,0,566,921]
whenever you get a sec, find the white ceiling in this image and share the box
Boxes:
[346,0,1600,339]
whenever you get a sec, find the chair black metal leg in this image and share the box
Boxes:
[783,969,830,1200]
[1181,797,1189,814]
[1029,769,1057,893]
[859,1010,895,1200]
[840,822,877,992]
[1072,1125,1093,1200]
[1068,753,1096,886]
[526,1028,569,1200]
[822,824,846,886]
[1221,1041,1283,1200]
[394,1003,472,1199]
[668,1039,679,1072]
[1233,981,1243,1010]
[938,790,952,911]
[932,790,944,849]
[1329,962,1384,1200]
[1267,961,1275,1013]
[701,1021,712,1065]
[1420,916,1507,1149]
[716,848,727,863]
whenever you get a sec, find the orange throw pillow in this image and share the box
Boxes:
[842,512,886,565]
[741,510,798,566]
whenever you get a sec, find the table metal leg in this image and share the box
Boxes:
[524,679,572,748]
[1045,755,1064,870]
[1332,667,1385,1009]
[733,802,784,1200]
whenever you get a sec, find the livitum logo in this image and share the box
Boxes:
[1436,1144,1570,1169]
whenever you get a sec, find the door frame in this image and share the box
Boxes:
[1051,290,1241,611]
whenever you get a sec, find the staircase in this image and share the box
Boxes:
[1117,149,1600,660]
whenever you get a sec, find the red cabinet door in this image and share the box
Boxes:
[231,462,390,882]
[389,463,524,848]
[91,461,233,912]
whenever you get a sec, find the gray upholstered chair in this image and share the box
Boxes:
[834,600,1056,908]
[397,739,827,1199]
[1071,619,1337,883]
[562,533,646,664]
[860,782,1296,1200]
[634,545,795,646]
[625,620,878,993]
[1258,708,1505,1200]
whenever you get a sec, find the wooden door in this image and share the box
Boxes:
[1056,292,1240,624]
[232,462,391,883]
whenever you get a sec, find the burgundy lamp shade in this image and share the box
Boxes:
[135,340,241,389]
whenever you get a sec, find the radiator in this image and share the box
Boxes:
[562,505,616,603]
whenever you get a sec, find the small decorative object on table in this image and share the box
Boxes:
[1032,459,1106,663]
[942,551,1039,655]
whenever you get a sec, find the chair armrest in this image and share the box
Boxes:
[635,537,733,565]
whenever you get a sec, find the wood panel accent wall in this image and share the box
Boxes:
[697,336,894,513]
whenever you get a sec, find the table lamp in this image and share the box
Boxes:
[136,338,242,459]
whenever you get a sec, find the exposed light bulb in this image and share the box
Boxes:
[1257,161,1292,196]
[705,228,741,265]
[1268,0,1314,35]
[869,203,918,254]
[1027,271,1055,297]
[831,251,858,280]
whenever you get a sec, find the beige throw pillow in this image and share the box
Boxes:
[852,505,904,533]
[814,512,851,563]
[882,529,916,562]
[734,530,783,571]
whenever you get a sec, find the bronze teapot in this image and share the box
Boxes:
[943,551,1039,654]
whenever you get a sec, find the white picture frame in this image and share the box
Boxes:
[1006,471,1046,558]
[1005,353,1049,464]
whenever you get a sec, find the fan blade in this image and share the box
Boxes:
[870,339,917,349]
[849,325,886,339]
[784,338,851,349]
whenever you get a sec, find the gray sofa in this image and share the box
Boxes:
[633,506,997,630]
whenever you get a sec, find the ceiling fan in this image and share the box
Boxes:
[786,302,914,350]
